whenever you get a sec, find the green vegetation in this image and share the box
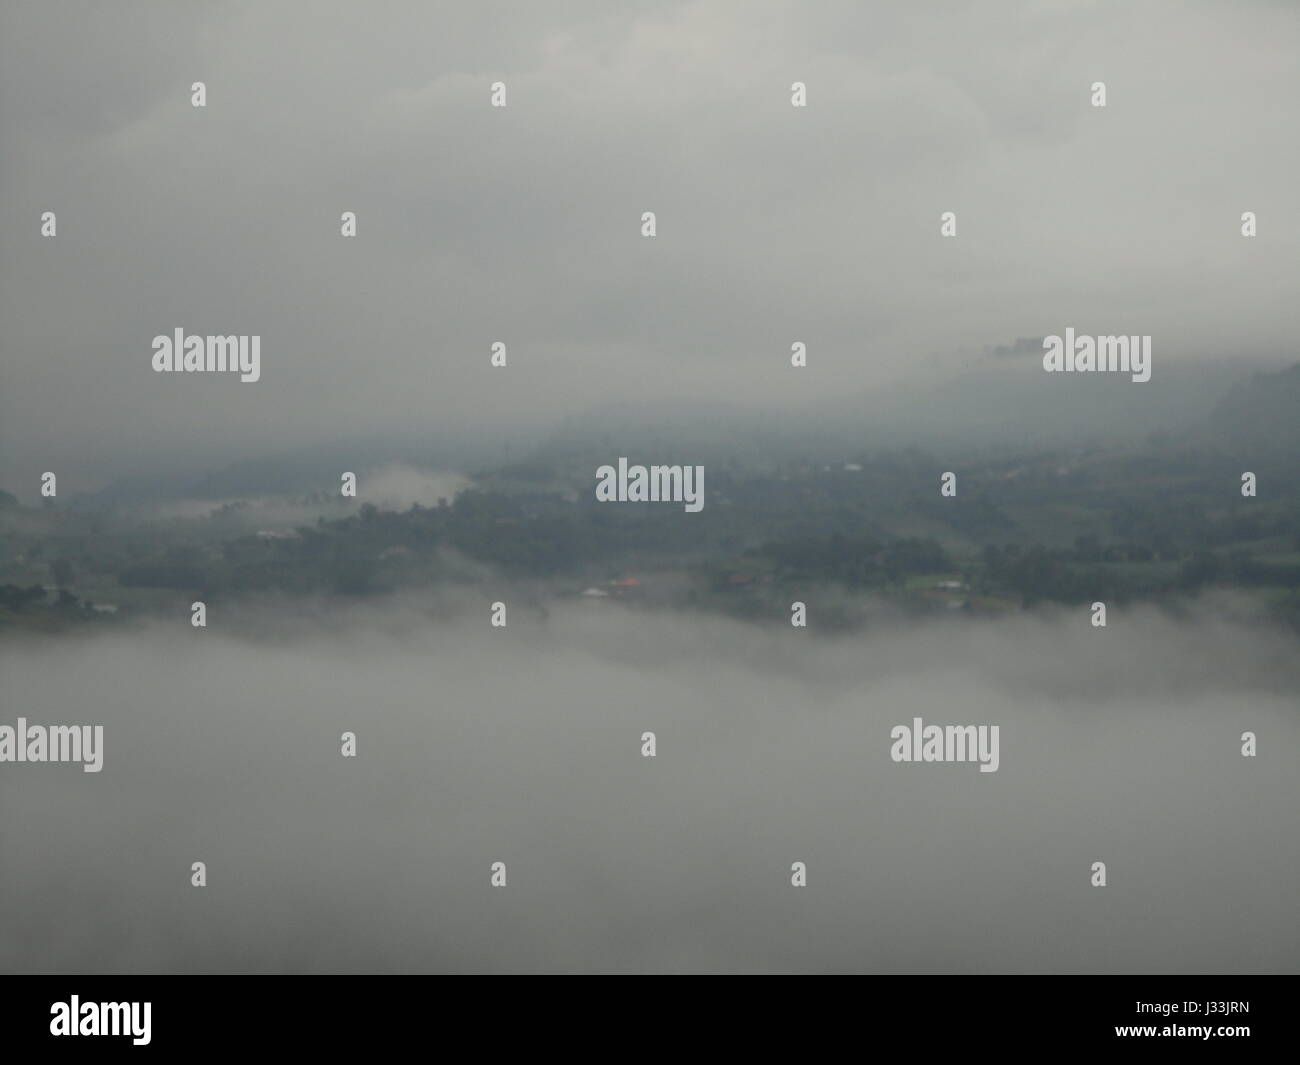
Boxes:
[3,429,1298,634]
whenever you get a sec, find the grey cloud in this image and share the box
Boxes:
[985,336,1044,359]
[1,0,1297,491]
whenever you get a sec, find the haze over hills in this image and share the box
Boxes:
[3,361,1297,639]
[42,359,1292,509]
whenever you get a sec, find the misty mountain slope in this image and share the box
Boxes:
[1203,363,1300,457]
[43,360,1278,509]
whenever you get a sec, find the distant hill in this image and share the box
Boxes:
[66,360,1294,506]
[1203,363,1300,457]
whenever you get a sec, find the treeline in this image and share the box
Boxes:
[752,533,951,587]
[4,453,1300,632]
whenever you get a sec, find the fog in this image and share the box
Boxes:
[3,0,1299,491]
[2,597,1296,973]
[133,466,469,527]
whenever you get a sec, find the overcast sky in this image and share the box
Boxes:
[2,0,1298,491]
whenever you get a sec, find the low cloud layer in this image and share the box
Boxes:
[3,1,1298,489]
[2,598,1296,973]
